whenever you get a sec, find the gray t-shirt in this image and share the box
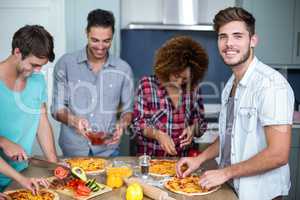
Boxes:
[51,47,134,157]
[220,96,234,168]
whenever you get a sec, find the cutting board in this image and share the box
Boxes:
[48,177,112,200]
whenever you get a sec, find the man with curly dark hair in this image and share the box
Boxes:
[132,36,208,156]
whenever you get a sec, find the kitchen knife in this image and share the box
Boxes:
[28,156,70,171]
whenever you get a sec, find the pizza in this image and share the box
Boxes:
[149,159,187,177]
[5,189,59,200]
[64,157,107,174]
[164,175,220,196]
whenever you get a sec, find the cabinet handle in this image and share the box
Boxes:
[297,32,300,57]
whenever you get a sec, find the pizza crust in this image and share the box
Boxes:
[164,176,220,196]
[4,189,59,200]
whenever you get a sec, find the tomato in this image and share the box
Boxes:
[188,149,201,157]
[76,182,91,196]
[54,166,69,179]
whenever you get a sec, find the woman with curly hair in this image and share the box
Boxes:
[132,36,209,156]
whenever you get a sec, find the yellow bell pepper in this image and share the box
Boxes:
[106,174,123,188]
[126,183,143,200]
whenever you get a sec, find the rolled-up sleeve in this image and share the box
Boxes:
[191,88,207,137]
[120,65,134,116]
[51,57,69,116]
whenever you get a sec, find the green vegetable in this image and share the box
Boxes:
[71,167,87,182]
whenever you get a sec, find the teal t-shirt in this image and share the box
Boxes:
[0,73,47,190]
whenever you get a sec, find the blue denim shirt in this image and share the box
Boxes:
[51,48,134,157]
[218,57,294,200]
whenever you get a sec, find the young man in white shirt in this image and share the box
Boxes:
[176,7,294,200]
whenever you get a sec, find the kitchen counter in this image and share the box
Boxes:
[5,157,238,200]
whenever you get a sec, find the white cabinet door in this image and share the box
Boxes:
[243,0,295,65]
[293,0,300,64]
[0,0,66,156]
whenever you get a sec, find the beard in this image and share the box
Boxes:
[222,46,252,68]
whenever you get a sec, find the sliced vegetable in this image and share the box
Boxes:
[54,166,69,179]
[90,184,100,192]
[71,167,87,181]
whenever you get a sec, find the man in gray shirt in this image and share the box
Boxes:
[51,9,134,157]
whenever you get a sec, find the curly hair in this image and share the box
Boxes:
[154,36,208,89]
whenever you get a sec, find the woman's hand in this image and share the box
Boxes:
[18,176,50,195]
[176,156,202,178]
[0,138,27,161]
[179,126,194,148]
[156,132,177,155]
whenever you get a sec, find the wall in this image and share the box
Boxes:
[0,0,66,156]
[65,0,120,55]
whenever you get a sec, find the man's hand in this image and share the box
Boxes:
[176,156,201,178]
[0,193,8,200]
[105,124,123,145]
[70,117,90,138]
[156,132,177,155]
[199,168,231,190]
[179,126,194,148]
[18,176,50,195]
[0,138,27,161]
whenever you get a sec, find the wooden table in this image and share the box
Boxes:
[5,157,238,200]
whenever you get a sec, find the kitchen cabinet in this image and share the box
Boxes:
[121,0,236,28]
[293,0,300,64]
[243,0,300,65]
[285,126,300,200]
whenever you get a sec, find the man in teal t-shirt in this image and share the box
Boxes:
[0,25,58,194]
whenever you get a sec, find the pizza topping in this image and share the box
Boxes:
[149,160,188,176]
[165,175,210,194]
[66,158,106,173]
[7,189,56,200]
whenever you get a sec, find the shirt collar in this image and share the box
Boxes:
[76,46,116,69]
[222,57,258,103]
[238,56,258,87]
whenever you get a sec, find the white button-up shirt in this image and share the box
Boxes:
[218,57,294,200]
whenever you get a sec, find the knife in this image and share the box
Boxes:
[28,156,70,171]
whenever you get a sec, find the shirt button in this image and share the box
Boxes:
[90,113,94,117]
[231,134,234,138]
[78,80,81,82]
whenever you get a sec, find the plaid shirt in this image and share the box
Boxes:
[132,76,207,157]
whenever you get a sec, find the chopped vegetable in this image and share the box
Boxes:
[54,166,69,179]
